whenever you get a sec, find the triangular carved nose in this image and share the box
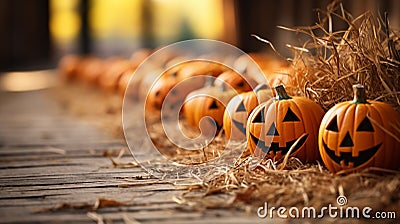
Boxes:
[340,131,354,147]
[266,122,279,136]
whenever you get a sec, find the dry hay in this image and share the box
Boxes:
[282,1,400,111]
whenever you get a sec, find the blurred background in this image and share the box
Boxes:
[0,0,399,72]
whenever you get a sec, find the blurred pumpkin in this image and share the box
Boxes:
[118,67,136,97]
[214,70,258,93]
[173,60,227,80]
[129,48,152,67]
[144,61,227,112]
[99,59,133,91]
[58,54,81,80]
[246,85,324,162]
[223,84,273,141]
[319,84,400,173]
[184,80,237,136]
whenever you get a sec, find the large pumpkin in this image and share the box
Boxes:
[223,84,273,141]
[246,85,324,162]
[184,82,236,136]
[319,84,400,173]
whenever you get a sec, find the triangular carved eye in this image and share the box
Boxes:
[326,116,339,132]
[236,101,246,112]
[283,107,300,122]
[252,108,265,123]
[209,101,219,109]
[357,117,374,132]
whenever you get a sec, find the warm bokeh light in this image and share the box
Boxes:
[0,70,57,92]
[151,0,224,44]
[89,0,142,39]
[182,0,224,39]
[50,0,81,43]
[50,0,225,55]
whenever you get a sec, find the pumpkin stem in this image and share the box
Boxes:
[254,83,269,93]
[274,85,292,100]
[352,84,369,104]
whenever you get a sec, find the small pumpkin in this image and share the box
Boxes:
[184,80,237,136]
[118,67,136,97]
[246,85,324,162]
[319,84,400,173]
[144,61,227,112]
[173,60,227,80]
[99,59,133,91]
[77,56,104,84]
[58,54,81,80]
[223,84,273,141]
[214,70,258,93]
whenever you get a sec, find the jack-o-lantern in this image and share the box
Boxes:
[214,70,258,93]
[246,85,324,162]
[173,60,227,80]
[223,84,273,141]
[319,84,400,173]
[144,61,226,112]
[184,82,236,136]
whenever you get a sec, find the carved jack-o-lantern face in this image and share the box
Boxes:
[246,85,324,162]
[223,84,273,141]
[319,85,400,173]
[184,85,237,136]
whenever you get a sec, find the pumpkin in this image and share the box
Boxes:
[246,85,324,162]
[99,59,133,91]
[58,54,81,80]
[129,48,152,66]
[223,84,273,141]
[319,84,400,173]
[214,70,258,93]
[184,81,237,136]
[173,60,227,80]
[144,61,227,112]
[77,56,104,83]
[118,67,136,97]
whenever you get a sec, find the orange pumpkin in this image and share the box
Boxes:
[214,70,258,93]
[173,60,227,80]
[144,61,227,112]
[184,82,237,136]
[223,84,273,141]
[246,85,324,162]
[118,67,136,97]
[77,56,104,83]
[58,54,81,80]
[319,84,400,173]
[99,59,133,91]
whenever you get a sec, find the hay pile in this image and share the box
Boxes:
[284,2,400,111]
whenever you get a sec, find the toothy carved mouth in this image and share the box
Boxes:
[250,133,308,155]
[322,141,382,167]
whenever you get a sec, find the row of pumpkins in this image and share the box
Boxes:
[58,50,400,174]
[145,58,400,174]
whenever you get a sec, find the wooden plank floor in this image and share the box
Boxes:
[0,88,272,223]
